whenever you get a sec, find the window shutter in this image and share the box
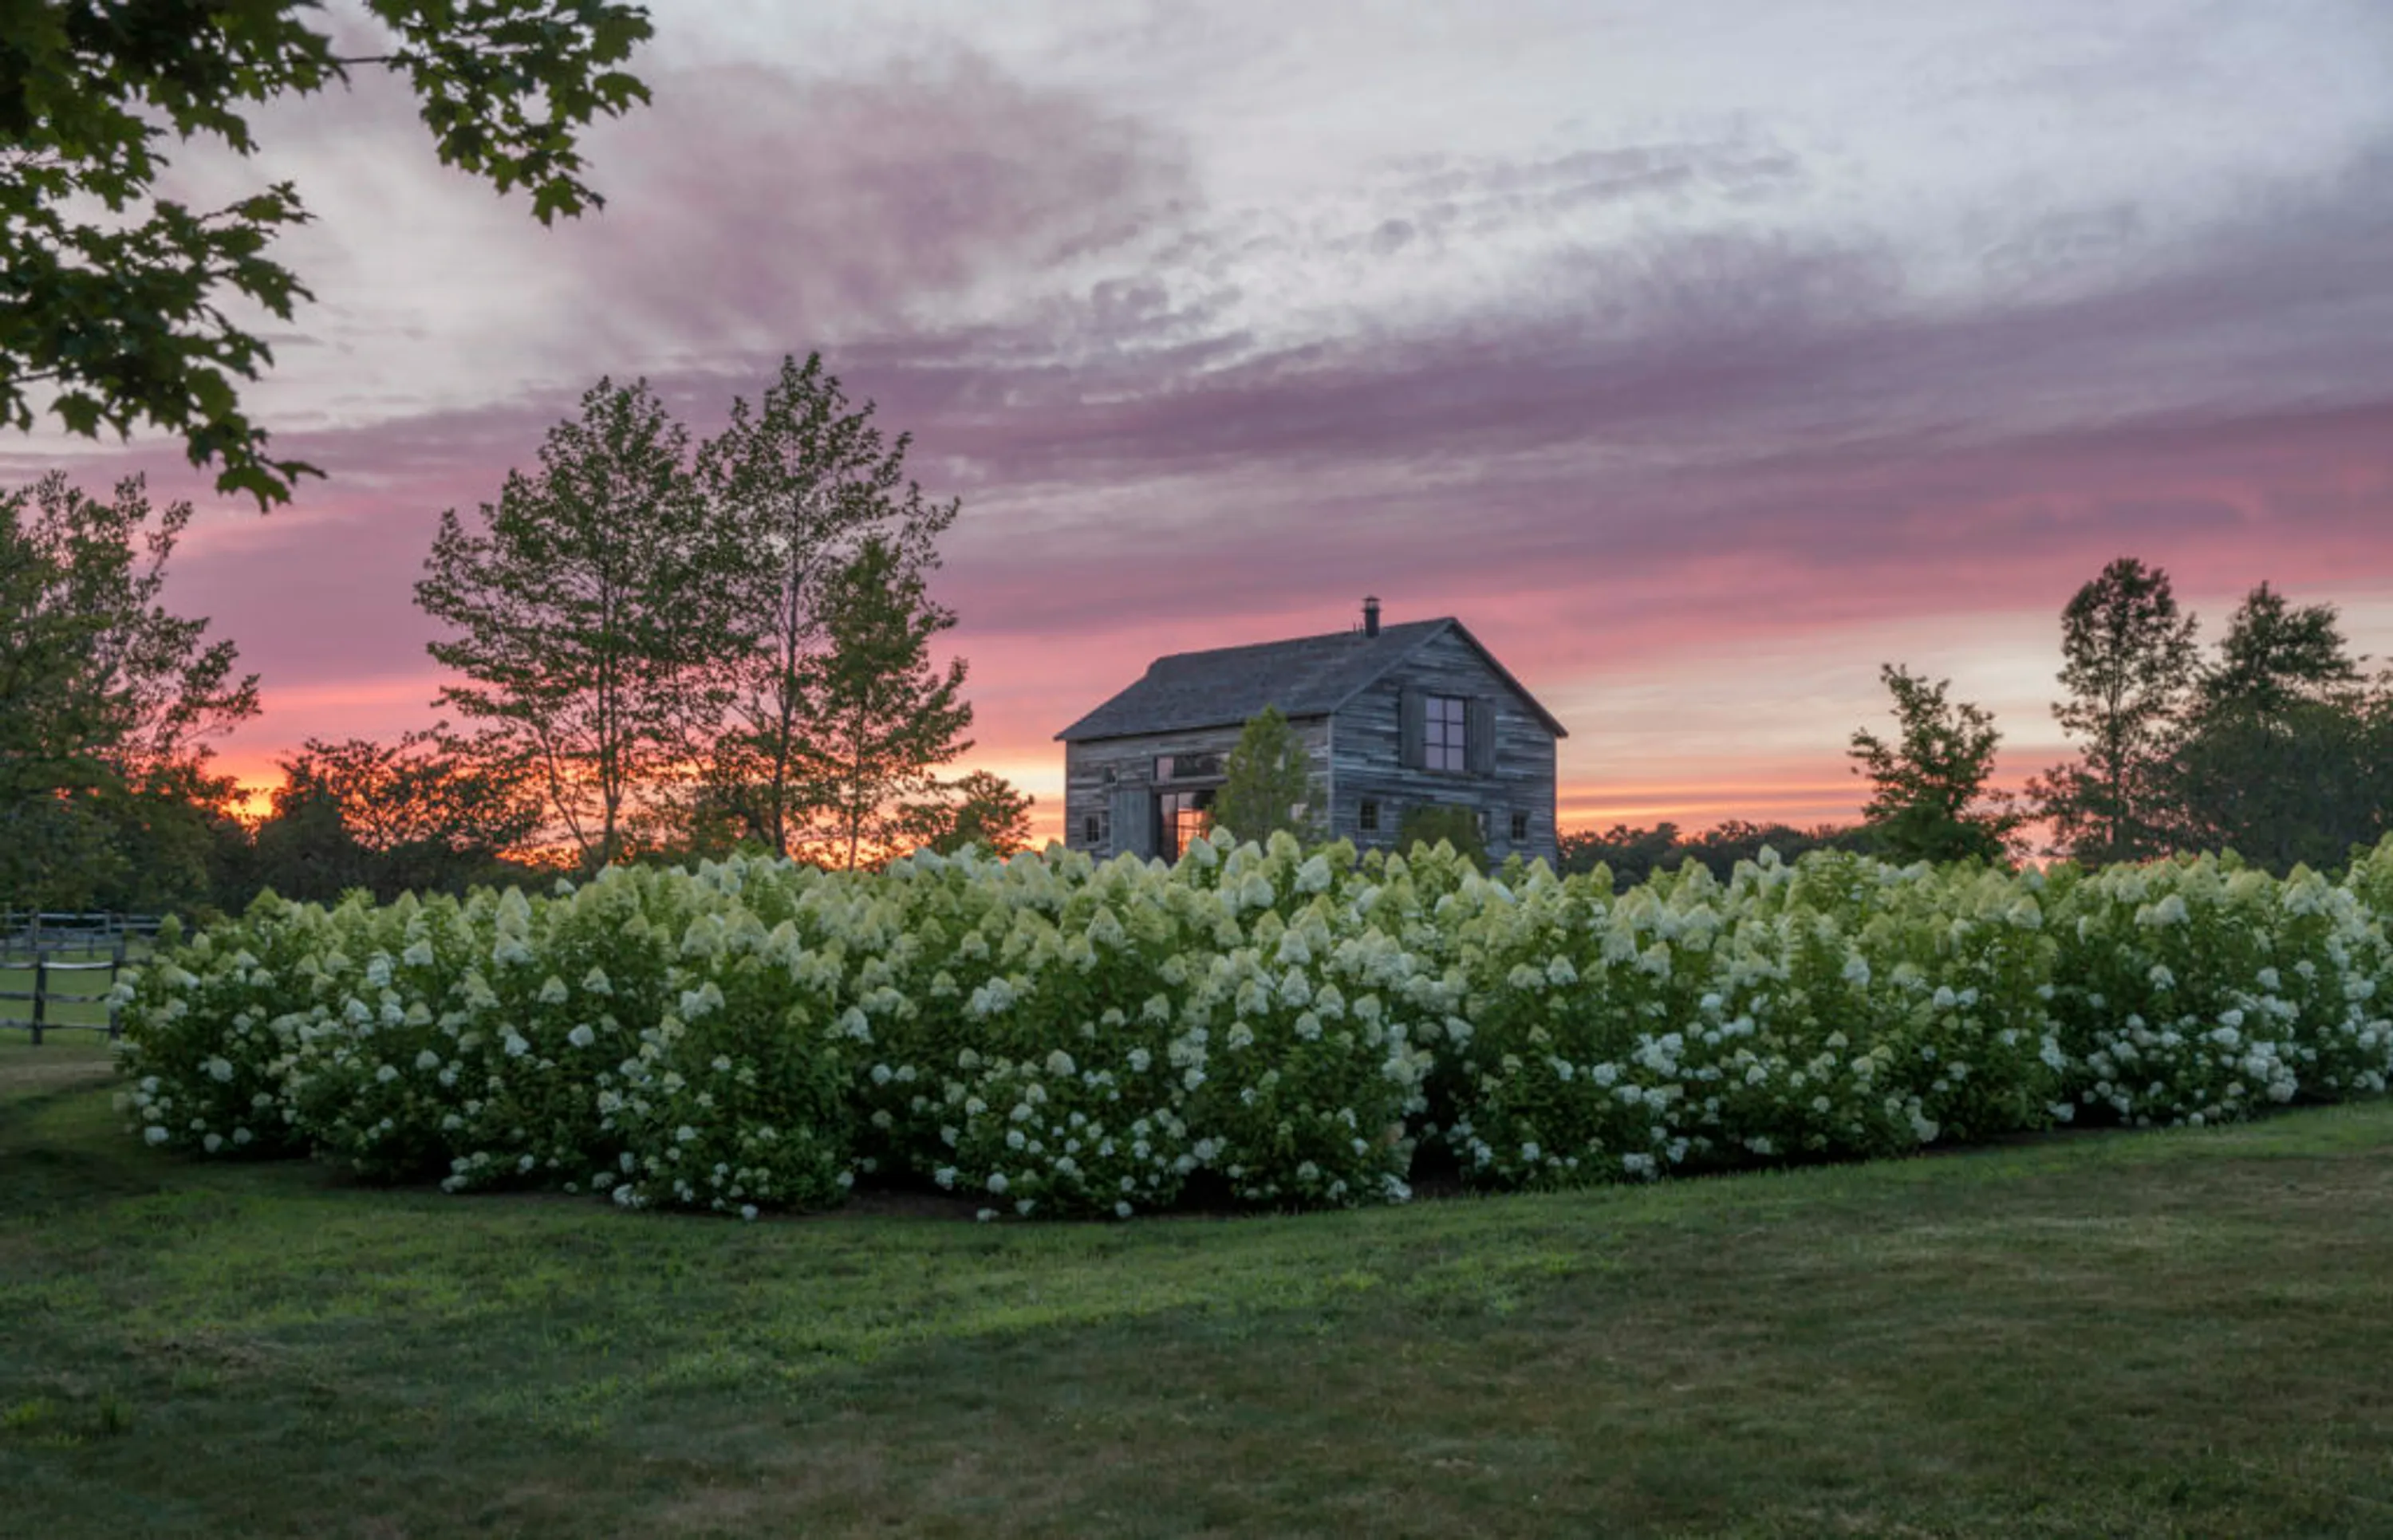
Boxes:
[1398,688,1425,770]
[1110,785,1152,859]
[1467,697,1496,774]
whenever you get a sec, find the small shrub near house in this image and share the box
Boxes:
[116,833,2393,1218]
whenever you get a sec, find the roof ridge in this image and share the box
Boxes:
[1147,616,1445,668]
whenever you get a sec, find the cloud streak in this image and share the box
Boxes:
[7,6,2391,837]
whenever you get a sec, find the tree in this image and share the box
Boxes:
[269,731,542,896]
[416,379,721,874]
[916,770,1035,857]
[2194,581,2359,718]
[798,537,972,871]
[1211,706,1321,847]
[248,780,376,904]
[1,471,257,906]
[691,353,960,857]
[2168,585,2386,872]
[1557,822,1682,885]
[3,1,652,504]
[2030,557,2199,863]
[1848,664,2022,865]
[1681,819,1869,880]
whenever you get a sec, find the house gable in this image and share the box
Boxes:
[1057,610,1566,867]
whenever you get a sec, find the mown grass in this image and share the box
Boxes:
[4,1038,2392,1538]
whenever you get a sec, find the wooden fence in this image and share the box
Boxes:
[0,913,161,1043]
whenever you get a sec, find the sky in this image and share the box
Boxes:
[10,0,2393,839]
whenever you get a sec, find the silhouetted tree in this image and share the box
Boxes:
[798,538,972,870]
[417,380,723,874]
[2031,557,2198,862]
[692,353,959,857]
[1850,664,2022,865]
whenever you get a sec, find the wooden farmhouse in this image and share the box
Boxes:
[1056,599,1569,865]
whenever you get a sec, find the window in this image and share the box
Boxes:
[1156,752,1222,782]
[1510,810,1529,844]
[1083,812,1108,846]
[1425,694,1468,771]
[1157,788,1214,859]
[1358,799,1380,833]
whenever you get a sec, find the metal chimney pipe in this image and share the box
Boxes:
[1363,596,1381,637]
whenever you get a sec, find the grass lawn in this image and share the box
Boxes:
[4,1041,2392,1537]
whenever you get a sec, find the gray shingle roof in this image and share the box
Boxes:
[1055,617,1567,742]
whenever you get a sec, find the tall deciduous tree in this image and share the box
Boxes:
[1849,664,2021,865]
[416,379,719,873]
[2031,557,2199,864]
[691,353,959,857]
[2194,582,2359,718]
[1212,706,1321,847]
[799,537,972,870]
[2169,584,2387,872]
[2,0,652,504]
[1,471,257,906]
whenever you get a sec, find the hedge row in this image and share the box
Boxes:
[116,833,2393,1217]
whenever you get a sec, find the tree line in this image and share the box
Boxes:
[1565,557,2391,882]
[1,356,1031,916]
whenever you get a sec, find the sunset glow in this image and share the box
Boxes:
[7,0,2389,841]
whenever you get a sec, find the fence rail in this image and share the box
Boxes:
[0,915,156,1043]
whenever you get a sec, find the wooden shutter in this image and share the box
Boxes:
[1109,785,1152,859]
[1398,688,1425,770]
[1467,697,1496,775]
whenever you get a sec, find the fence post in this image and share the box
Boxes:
[30,954,45,1047]
[108,941,124,1040]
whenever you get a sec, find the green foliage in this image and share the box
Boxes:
[416,378,721,875]
[1396,803,1486,869]
[1,0,653,503]
[127,830,2393,1220]
[2195,581,2359,718]
[249,731,543,901]
[692,353,960,858]
[800,537,973,870]
[2165,585,2390,873]
[409,364,976,876]
[1212,706,1320,847]
[1557,819,1870,889]
[2045,853,2392,1124]
[917,769,1035,857]
[1848,664,2022,865]
[2032,557,2201,863]
[0,472,257,908]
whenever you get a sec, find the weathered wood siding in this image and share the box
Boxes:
[1324,628,1559,865]
[1063,719,1332,860]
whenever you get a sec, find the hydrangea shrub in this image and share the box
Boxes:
[114,833,2393,1217]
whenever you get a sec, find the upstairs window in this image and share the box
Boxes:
[1425,694,1468,771]
[1156,751,1222,782]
